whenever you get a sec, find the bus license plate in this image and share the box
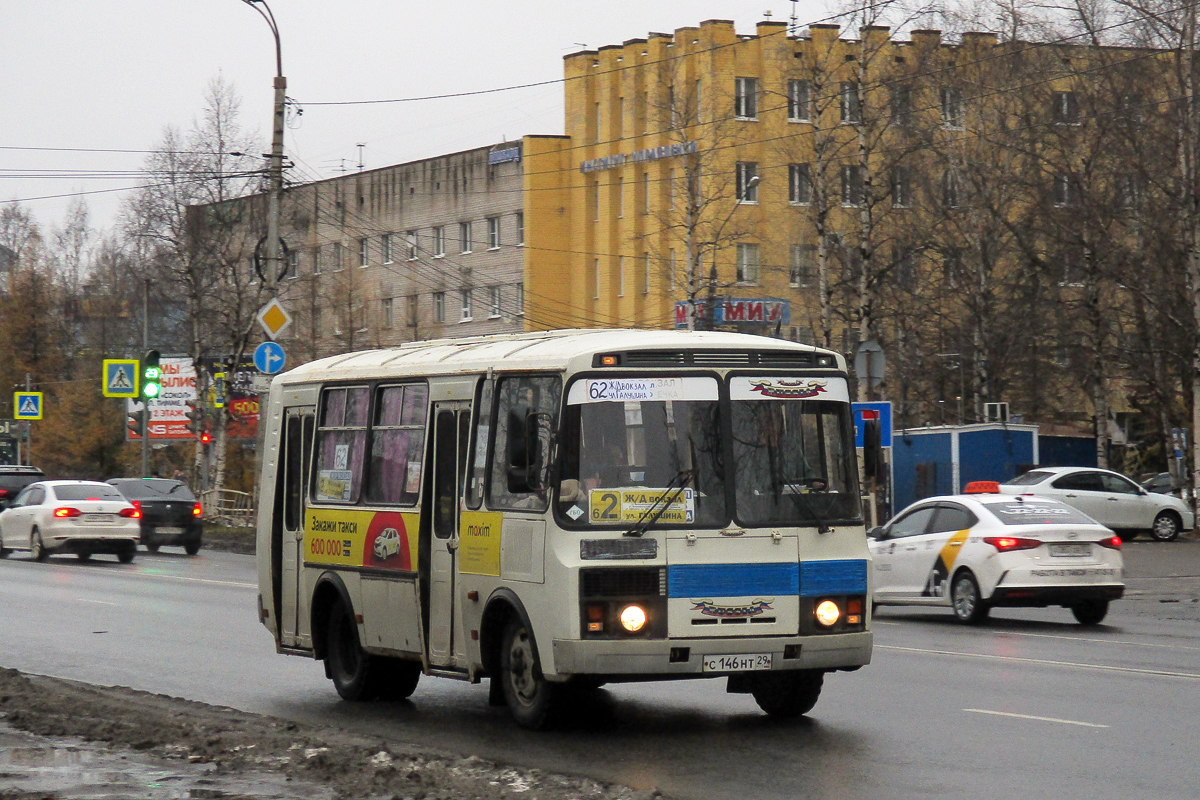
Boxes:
[1049,543,1091,557]
[702,653,772,672]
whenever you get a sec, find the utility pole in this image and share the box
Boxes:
[142,278,150,477]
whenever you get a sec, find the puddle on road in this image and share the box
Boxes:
[0,722,332,799]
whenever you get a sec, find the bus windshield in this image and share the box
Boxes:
[729,377,861,526]
[558,377,727,527]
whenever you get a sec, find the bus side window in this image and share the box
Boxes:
[313,386,370,504]
[488,375,561,512]
[465,380,494,510]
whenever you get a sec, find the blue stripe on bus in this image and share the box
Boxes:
[799,559,868,596]
[667,563,799,598]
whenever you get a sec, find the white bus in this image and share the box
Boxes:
[256,329,873,728]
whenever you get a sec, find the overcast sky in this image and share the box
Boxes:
[4,1,841,236]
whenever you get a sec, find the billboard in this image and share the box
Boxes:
[126,356,259,441]
[673,298,790,328]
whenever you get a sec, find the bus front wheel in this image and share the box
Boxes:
[750,670,824,718]
[500,617,559,729]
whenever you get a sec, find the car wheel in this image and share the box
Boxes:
[951,571,989,624]
[1151,512,1181,542]
[371,657,422,701]
[30,530,47,562]
[326,598,375,701]
[117,545,135,564]
[500,616,560,729]
[145,540,160,553]
[750,670,824,718]
[77,552,92,562]
[184,538,201,556]
[1071,599,1109,625]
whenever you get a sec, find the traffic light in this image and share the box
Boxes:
[185,398,203,434]
[141,349,162,399]
[199,430,212,445]
[127,404,145,440]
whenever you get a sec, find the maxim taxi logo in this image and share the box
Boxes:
[748,378,828,399]
[691,599,774,618]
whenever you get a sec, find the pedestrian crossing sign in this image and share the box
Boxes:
[102,359,140,398]
[14,392,42,420]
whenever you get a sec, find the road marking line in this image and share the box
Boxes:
[78,599,116,606]
[994,629,1200,653]
[877,644,1200,680]
[963,708,1109,728]
[872,621,900,626]
[128,571,255,589]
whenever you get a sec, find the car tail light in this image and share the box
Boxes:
[192,502,202,517]
[119,507,141,519]
[983,536,1041,552]
[53,507,82,518]
[1097,536,1121,550]
[0,489,8,497]
[130,500,141,510]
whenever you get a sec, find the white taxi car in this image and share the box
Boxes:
[869,482,1124,625]
[0,480,141,563]
[373,527,401,560]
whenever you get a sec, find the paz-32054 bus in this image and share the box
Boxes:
[255,330,873,728]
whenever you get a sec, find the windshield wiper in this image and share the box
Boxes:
[625,469,695,538]
[783,481,834,534]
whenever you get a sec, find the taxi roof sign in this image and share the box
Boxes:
[256,297,293,340]
[14,392,43,420]
[102,359,140,398]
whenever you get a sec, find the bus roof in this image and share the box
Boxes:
[274,329,844,386]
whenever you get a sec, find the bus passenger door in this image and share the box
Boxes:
[280,406,315,646]
[428,401,471,667]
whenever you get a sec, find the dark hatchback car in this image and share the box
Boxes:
[0,466,46,510]
[106,478,202,554]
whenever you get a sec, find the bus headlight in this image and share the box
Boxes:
[815,600,841,627]
[620,604,647,632]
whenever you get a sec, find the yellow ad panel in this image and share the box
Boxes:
[306,507,420,572]
[459,510,503,576]
[588,488,696,525]
[938,529,971,571]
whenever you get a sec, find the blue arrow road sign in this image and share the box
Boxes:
[254,341,286,375]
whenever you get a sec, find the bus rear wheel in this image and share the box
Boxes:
[326,598,375,700]
[750,670,824,718]
[500,617,559,729]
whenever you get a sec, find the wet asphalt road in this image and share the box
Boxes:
[0,541,1197,800]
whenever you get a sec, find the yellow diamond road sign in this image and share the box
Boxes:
[256,298,293,340]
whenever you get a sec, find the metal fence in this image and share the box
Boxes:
[199,489,255,528]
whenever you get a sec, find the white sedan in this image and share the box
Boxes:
[999,466,1194,541]
[0,480,141,563]
[869,486,1124,625]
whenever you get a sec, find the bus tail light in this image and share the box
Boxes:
[53,507,82,518]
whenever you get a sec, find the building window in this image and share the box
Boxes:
[669,248,676,291]
[1119,173,1143,208]
[592,181,600,222]
[735,77,758,119]
[433,291,445,323]
[287,249,299,279]
[594,102,602,144]
[407,295,418,328]
[489,286,502,318]
[312,246,322,275]
[841,82,861,124]
[942,249,961,288]
[790,244,815,287]
[333,242,345,271]
[642,172,650,215]
[460,289,472,322]
[487,216,500,249]
[515,283,525,315]
[841,164,864,207]
[942,169,961,209]
[891,86,913,127]
[515,212,524,245]
[1053,91,1081,125]
[736,162,759,203]
[1053,174,1076,207]
[617,178,624,218]
[618,256,625,297]
[736,243,760,284]
[593,258,600,299]
[459,221,472,254]
[359,237,369,267]
[787,79,811,122]
[381,233,393,264]
[891,167,912,208]
[789,163,811,205]
[892,244,917,289]
[643,253,651,294]
[406,230,417,260]
[433,226,445,257]
[940,87,964,129]
[382,297,394,329]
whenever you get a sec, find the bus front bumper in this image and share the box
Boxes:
[549,631,872,678]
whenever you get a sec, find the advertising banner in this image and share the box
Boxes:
[673,298,790,328]
[127,357,196,440]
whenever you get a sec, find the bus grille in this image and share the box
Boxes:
[580,567,666,598]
